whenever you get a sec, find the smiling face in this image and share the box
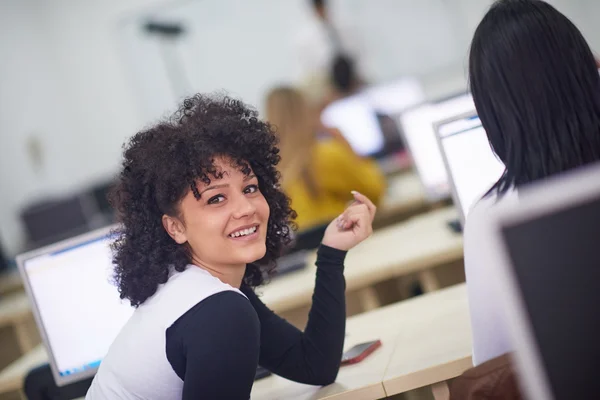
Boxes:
[162,157,270,273]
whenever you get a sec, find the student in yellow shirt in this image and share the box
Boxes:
[265,86,386,231]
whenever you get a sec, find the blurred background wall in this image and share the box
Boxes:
[1,0,599,257]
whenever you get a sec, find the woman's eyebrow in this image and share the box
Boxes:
[199,183,229,196]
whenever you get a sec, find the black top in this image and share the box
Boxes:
[165,245,347,399]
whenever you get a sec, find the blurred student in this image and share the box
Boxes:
[295,0,368,104]
[465,0,600,366]
[266,86,386,231]
[327,54,366,103]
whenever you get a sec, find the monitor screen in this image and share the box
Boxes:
[436,114,505,220]
[398,93,475,201]
[21,196,90,247]
[501,196,600,399]
[20,230,133,382]
[320,78,424,158]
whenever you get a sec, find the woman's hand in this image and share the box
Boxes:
[321,191,376,251]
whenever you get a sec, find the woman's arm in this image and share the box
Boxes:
[241,245,347,386]
[243,192,375,386]
[166,291,261,399]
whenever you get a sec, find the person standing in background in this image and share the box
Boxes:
[294,0,368,106]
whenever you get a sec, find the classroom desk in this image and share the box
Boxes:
[375,172,428,226]
[382,284,473,396]
[260,206,463,314]
[0,285,471,399]
[0,344,46,396]
[0,292,35,353]
[0,268,22,296]
[252,284,472,400]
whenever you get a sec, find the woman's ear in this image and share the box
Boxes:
[162,215,187,244]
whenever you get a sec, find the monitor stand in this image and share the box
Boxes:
[446,218,463,233]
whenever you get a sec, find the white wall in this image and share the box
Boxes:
[1,0,599,257]
[0,0,76,256]
[0,0,166,255]
[123,0,475,117]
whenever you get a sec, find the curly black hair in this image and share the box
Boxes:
[109,93,296,307]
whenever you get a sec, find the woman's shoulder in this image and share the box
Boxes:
[138,266,247,327]
[464,188,519,262]
[312,138,356,164]
[172,289,257,331]
[466,193,499,224]
[466,189,518,229]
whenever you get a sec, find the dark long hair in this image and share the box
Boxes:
[469,0,600,196]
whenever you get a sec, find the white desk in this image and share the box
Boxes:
[0,292,36,353]
[375,172,429,227]
[252,284,472,400]
[0,268,22,296]
[0,344,46,395]
[383,284,473,395]
[0,285,471,399]
[260,207,463,314]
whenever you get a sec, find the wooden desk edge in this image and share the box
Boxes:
[382,356,473,396]
[320,382,386,400]
[0,346,47,394]
[267,246,464,314]
[0,374,26,395]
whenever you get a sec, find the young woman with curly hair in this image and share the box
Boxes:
[82,94,376,399]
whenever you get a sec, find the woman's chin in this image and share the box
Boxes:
[235,243,267,264]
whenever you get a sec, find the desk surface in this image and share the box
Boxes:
[376,172,427,222]
[0,285,471,398]
[0,344,46,394]
[383,284,473,395]
[0,268,22,295]
[252,284,471,400]
[0,292,31,328]
[261,207,463,313]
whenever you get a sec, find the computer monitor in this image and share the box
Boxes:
[0,243,8,272]
[434,111,505,223]
[398,93,475,202]
[17,226,133,386]
[320,77,425,159]
[362,77,425,115]
[483,163,600,400]
[21,195,94,249]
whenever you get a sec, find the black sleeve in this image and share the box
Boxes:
[165,291,260,400]
[241,244,347,386]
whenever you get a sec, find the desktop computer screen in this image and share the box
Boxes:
[17,227,133,385]
[21,195,92,248]
[398,93,475,202]
[320,78,425,159]
[486,165,600,400]
[435,112,505,222]
[501,194,600,400]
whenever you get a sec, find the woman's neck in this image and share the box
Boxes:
[190,256,246,288]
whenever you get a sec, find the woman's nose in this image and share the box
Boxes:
[232,195,256,219]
